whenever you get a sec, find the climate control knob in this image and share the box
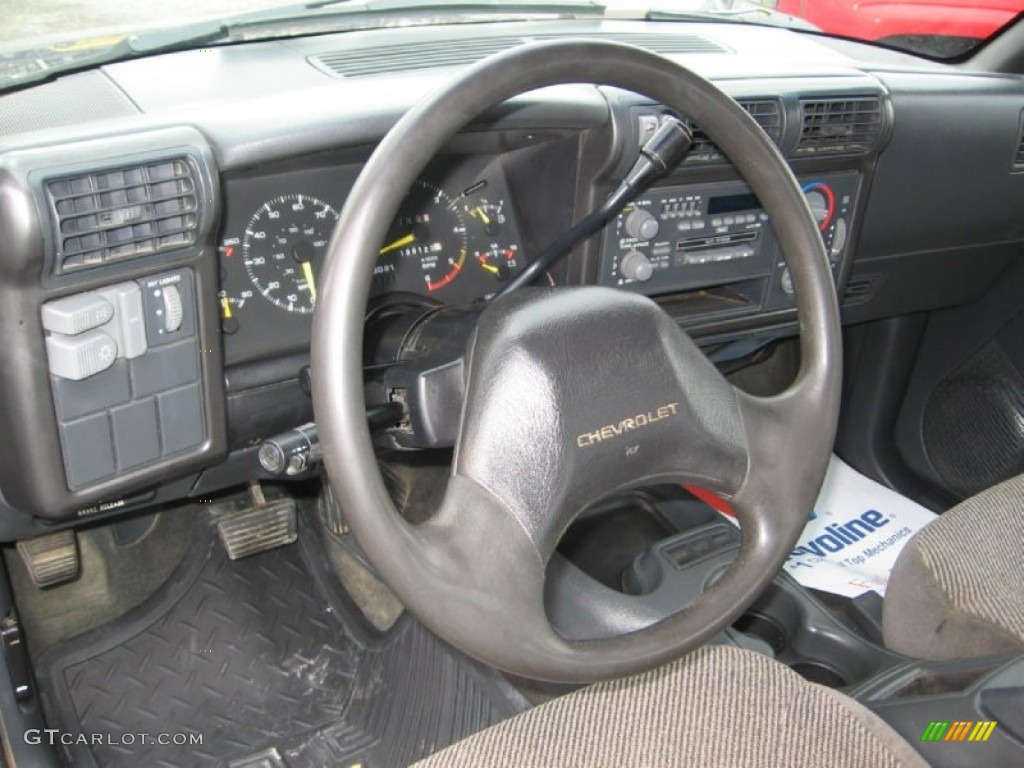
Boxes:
[624,209,660,241]
[620,250,654,282]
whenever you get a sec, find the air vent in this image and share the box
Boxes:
[46,158,199,273]
[843,274,882,306]
[796,97,884,157]
[1012,112,1024,170]
[310,33,727,78]
[684,100,783,163]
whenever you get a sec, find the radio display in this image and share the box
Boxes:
[707,192,760,215]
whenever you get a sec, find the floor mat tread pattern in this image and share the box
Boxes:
[37,519,524,767]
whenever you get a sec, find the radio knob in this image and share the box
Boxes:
[624,209,660,240]
[620,250,654,282]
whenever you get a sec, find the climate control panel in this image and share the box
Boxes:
[600,172,860,311]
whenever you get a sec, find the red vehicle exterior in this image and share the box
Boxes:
[776,0,1024,48]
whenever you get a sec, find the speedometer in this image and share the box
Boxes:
[242,194,338,314]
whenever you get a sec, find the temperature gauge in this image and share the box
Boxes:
[473,244,520,283]
[217,289,253,334]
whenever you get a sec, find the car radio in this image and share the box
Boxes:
[599,172,859,313]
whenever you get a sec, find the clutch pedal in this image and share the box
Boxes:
[215,482,297,560]
[16,530,79,588]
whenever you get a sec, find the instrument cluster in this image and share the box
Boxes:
[217,155,526,364]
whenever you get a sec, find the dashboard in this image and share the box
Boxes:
[2,19,1024,538]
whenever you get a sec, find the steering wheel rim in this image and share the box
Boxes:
[312,40,842,683]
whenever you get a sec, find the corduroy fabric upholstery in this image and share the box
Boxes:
[416,645,927,767]
[884,473,1024,660]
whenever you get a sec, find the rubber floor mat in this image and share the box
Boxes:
[36,516,527,767]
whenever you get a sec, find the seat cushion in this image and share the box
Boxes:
[884,473,1024,660]
[416,645,927,768]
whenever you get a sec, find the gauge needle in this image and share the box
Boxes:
[477,257,500,275]
[300,261,317,303]
[379,233,416,255]
[220,297,233,319]
[472,207,491,225]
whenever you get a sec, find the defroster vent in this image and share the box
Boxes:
[796,97,884,156]
[309,33,727,78]
[46,157,199,274]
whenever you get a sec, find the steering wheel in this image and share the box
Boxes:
[312,40,841,684]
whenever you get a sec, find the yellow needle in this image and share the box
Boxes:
[479,261,500,275]
[301,261,317,303]
[473,207,491,225]
[220,297,233,319]
[379,233,416,255]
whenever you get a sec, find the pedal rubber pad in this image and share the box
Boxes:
[216,497,298,560]
[16,530,80,588]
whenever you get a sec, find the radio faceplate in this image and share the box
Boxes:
[600,172,860,314]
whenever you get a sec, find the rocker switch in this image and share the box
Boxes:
[161,285,183,333]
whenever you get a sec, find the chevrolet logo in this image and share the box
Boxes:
[576,403,679,448]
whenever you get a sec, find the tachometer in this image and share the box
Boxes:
[375,181,468,297]
[242,194,338,314]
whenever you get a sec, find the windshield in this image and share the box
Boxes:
[1,0,1022,93]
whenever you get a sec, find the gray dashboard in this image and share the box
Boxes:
[1,19,1024,537]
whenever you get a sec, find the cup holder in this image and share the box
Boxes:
[732,579,893,689]
[788,661,850,688]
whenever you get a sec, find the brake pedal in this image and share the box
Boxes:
[215,482,297,560]
[16,530,79,588]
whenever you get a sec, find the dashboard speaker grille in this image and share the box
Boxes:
[685,100,782,163]
[310,33,727,78]
[45,158,199,274]
[795,97,884,156]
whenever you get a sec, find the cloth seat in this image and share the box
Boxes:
[416,645,927,767]
[883,473,1024,660]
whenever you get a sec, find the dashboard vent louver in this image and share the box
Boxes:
[1012,113,1024,170]
[684,100,782,163]
[46,158,199,273]
[310,33,727,78]
[843,274,882,306]
[796,97,884,156]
